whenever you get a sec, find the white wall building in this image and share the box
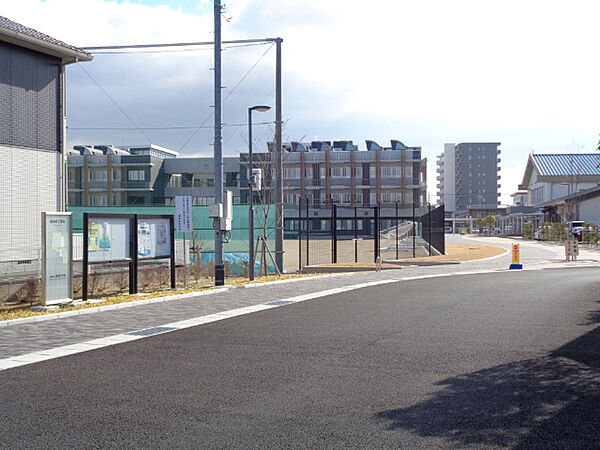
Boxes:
[0,16,91,263]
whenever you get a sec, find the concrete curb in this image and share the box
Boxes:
[0,287,230,328]
[0,272,357,327]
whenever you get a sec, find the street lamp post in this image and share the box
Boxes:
[248,105,271,281]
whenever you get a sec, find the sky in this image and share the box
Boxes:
[3,0,600,204]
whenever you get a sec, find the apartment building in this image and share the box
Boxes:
[162,156,240,206]
[67,144,177,206]
[67,146,241,207]
[240,139,427,209]
[437,142,501,215]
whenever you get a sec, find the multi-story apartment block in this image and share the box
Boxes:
[240,139,427,209]
[162,156,240,206]
[437,142,501,215]
[67,144,177,206]
[67,145,241,207]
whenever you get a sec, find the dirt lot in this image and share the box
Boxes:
[400,243,506,263]
[298,243,507,272]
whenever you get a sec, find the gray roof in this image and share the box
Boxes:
[0,16,92,63]
[532,153,600,176]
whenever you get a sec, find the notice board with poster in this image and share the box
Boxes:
[137,217,172,259]
[87,217,131,262]
[42,212,73,305]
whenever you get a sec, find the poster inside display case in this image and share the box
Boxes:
[87,217,131,262]
[137,218,172,259]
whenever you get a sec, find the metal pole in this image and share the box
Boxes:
[374,205,379,263]
[274,38,284,273]
[248,108,255,281]
[305,197,309,266]
[395,201,399,259]
[412,201,416,258]
[428,202,432,256]
[213,0,224,286]
[170,216,176,289]
[183,233,188,287]
[298,199,302,271]
[82,213,88,301]
[332,203,337,263]
[354,206,358,263]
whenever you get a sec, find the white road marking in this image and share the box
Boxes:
[1,265,597,372]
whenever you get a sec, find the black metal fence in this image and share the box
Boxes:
[295,200,445,271]
[421,204,445,255]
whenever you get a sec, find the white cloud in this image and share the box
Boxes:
[3,0,600,201]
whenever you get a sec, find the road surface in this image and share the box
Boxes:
[1,266,600,448]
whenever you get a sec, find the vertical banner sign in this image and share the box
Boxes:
[509,242,523,269]
[42,212,73,305]
[175,196,193,288]
[175,196,193,233]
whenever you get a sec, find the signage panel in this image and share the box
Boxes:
[42,212,72,305]
[175,196,193,233]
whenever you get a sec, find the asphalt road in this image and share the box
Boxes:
[2,267,600,449]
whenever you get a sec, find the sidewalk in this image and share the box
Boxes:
[1,235,598,366]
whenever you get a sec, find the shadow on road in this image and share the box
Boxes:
[376,327,600,448]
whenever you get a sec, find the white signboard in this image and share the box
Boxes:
[42,212,72,305]
[87,217,131,262]
[175,196,193,233]
[138,218,172,259]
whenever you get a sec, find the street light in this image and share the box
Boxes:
[248,105,271,281]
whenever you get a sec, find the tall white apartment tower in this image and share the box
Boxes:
[437,143,456,214]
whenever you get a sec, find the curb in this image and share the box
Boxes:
[0,287,230,328]
[0,272,356,327]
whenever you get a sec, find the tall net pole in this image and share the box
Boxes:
[274,38,284,273]
[214,0,224,285]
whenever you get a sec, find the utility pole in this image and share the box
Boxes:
[213,0,224,285]
[274,38,284,273]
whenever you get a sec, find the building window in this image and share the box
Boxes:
[192,196,215,206]
[112,169,121,181]
[381,166,402,177]
[112,193,121,205]
[353,166,363,178]
[225,172,239,187]
[128,170,145,181]
[89,169,107,181]
[330,167,349,178]
[89,193,107,206]
[193,177,214,187]
[284,167,300,179]
[369,166,376,178]
[284,193,300,205]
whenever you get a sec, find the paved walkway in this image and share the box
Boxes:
[1,235,598,364]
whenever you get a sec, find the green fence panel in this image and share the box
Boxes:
[68,205,276,255]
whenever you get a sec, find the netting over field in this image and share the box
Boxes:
[66,41,277,155]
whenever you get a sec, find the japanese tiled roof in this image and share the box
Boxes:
[0,15,91,58]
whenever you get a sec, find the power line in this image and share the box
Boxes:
[77,64,152,143]
[67,121,275,131]
[81,38,278,51]
[178,42,275,151]
[90,42,271,55]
